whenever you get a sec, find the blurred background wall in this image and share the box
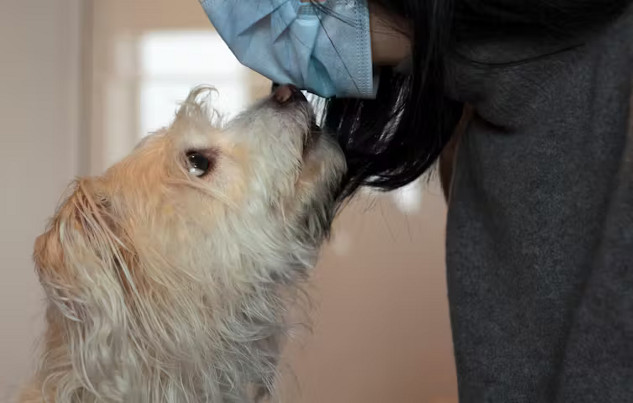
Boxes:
[0,1,457,402]
[0,1,83,401]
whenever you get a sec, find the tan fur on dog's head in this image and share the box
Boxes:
[25,87,346,403]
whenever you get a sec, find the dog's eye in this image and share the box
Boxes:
[186,151,211,177]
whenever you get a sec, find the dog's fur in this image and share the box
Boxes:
[20,87,346,402]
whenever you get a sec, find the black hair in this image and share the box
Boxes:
[322,0,632,197]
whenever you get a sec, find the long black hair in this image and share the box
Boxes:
[323,0,632,197]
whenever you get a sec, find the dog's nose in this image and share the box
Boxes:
[273,84,307,104]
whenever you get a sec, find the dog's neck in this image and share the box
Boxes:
[26,279,302,403]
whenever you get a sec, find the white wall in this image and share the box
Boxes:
[0,0,82,399]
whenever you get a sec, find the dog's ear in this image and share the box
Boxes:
[34,179,129,322]
[34,179,133,396]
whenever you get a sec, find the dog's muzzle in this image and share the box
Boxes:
[272,84,321,155]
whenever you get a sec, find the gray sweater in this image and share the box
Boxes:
[446,5,633,402]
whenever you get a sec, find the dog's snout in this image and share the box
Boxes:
[273,84,307,104]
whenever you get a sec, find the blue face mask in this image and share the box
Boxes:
[199,0,377,99]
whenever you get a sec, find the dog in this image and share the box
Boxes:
[19,85,346,402]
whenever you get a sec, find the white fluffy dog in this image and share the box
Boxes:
[20,85,346,402]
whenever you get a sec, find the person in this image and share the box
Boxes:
[200,1,633,401]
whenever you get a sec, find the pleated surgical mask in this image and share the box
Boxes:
[200,0,377,98]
